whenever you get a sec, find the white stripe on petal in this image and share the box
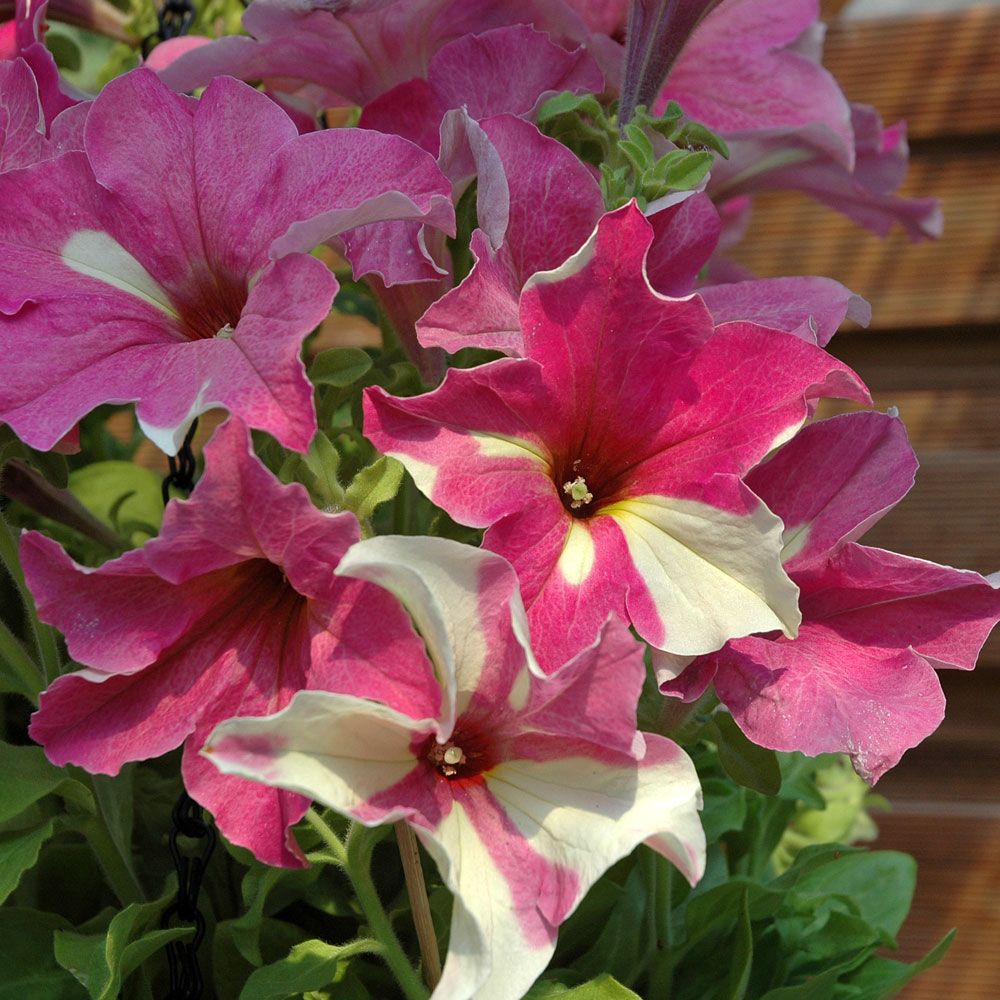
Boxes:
[607,493,800,655]
[62,230,179,319]
[203,690,429,821]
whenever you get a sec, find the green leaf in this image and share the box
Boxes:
[526,974,642,998]
[674,120,730,157]
[787,850,916,942]
[240,939,377,1000]
[758,965,842,999]
[721,888,753,1000]
[230,863,326,967]
[68,461,164,543]
[710,713,782,795]
[842,929,954,999]
[700,777,748,842]
[777,753,828,809]
[0,743,94,823]
[0,907,84,999]
[344,455,405,522]
[53,891,191,1000]
[0,817,57,903]
[659,150,714,191]
[536,91,605,124]
[568,854,655,983]
[309,348,373,388]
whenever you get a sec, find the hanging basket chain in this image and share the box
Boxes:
[141,0,196,58]
[160,793,218,1000]
[159,418,215,999]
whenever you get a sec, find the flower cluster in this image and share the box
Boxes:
[1,0,996,997]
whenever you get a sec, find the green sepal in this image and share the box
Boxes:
[537,91,606,125]
[309,348,374,389]
[343,455,405,523]
[525,973,642,998]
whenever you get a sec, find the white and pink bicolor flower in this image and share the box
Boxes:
[0,68,453,455]
[662,411,1000,781]
[23,419,439,867]
[365,203,871,672]
[204,535,705,1000]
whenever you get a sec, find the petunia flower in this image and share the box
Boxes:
[416,114,864,357]
[153,0,595,124]
[203,534,705,1000]
[661,411,1000,781]
[364,203,871,672]
[648,0,940,239]
[708,103,943,241]
[0,68,453,455]
[23,419,439,866]
[1,0,83,124]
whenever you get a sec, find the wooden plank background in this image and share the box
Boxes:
[734,6,1000,997]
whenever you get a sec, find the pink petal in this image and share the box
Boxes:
[798,544,1000,671]
[644,193,722,297]
[698,275,870,346]
[662,0,853,162]
[713,629,945,782]
[418,115,603,355]
[745,410,916,572]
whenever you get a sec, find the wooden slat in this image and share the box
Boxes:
[873,812,1000,1000]
[730,149,1000,330]
[823,7,1000,140]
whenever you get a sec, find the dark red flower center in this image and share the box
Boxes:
[173,264,247,341]
[422,720,500,783]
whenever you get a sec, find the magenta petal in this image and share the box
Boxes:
[522,617,646,754]
[662,0,852,160]
[746,411,916,572]
[183,732,310,867]
[0,58,47,171]
[19,533,201,673]
[418,115,603,356]
[713,629,945,782]
[699,275,870,347]
[644,193,721,297]
[426,24,602,121]
[798,544,1000,671]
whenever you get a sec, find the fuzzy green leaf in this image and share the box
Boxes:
[344,455,405,521]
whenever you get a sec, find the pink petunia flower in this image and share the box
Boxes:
[364,204,871,672]
[414,113,868,357]
[661,411,1000,781]
[651,0,940,239]
[23,419,439,866]
[204,535,705,1000]
[153,0,596,122]
[0,68,453,454]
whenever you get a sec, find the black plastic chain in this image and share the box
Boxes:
[159,418,215,998]
[161,419,199,505]
[142,0,196,57]
[160,793,218,999]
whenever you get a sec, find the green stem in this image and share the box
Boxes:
[80,782,144,907]
[0,615,43,699]
[648,856,675,999]
[307,810,429,1000]
[0,510,60,683]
